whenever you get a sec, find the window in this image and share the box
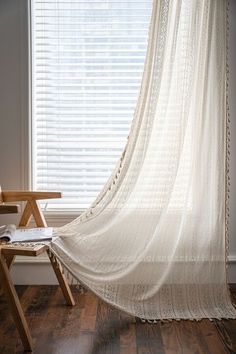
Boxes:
[31,0,152,210]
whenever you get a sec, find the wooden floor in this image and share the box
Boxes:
[0,286,236,354]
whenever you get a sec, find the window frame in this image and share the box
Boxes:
[29,0,152,216]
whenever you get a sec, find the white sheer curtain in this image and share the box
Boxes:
[51,0,236,319]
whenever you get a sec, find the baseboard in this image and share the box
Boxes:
[227,255,236,283]
[10,254,236,285]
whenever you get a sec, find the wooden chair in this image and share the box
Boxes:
[0,187,75,351]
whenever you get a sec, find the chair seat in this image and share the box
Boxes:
[0,244,48,257]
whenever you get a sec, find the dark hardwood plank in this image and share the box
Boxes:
[0,286,36,353]
[80,290,98,331]
[32,286,70,354]
[160,321,182,354]
[41,288,88,354]
[136,321,165,354]
[32,287,93,354]
[215,320,236,354]
[213,286,236,354]
[0,286,236,354]
[199,319,228,354]
[174,320,221,354]
[120,320,137,354]
[92,299,121,354]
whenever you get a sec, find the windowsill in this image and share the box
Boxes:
[31,210,84,228]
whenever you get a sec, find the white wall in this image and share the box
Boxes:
[0,0,29,226]
[0,0,236,284]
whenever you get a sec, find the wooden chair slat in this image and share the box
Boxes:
[0,204,19,214]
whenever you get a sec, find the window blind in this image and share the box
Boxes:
[31,0,152,209]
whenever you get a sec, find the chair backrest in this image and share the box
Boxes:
[0,185,2,204]
[0,185,19,215]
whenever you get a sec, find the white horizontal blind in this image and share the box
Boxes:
[31,0,152,209]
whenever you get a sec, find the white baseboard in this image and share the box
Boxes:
[10,254,236,285]
[227,255,236,283]
[12,254,58,285]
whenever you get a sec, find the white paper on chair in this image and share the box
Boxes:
[0,224,16,242]
[0,224,53,243]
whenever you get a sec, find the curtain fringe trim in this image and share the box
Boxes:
[49,244,236,322]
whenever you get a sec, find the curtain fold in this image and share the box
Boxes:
[51,0,236,319]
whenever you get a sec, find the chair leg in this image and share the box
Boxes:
[47,250,75,306]
[29,200,47,227]
[19,199,48,228]
[19,201,32,227]
[5,254,15,269]
[0,253,33,351]
[0,254,15,294]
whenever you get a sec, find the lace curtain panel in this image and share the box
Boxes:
[51,0,236,319]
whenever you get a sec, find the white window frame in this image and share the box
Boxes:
[29,0,152,218]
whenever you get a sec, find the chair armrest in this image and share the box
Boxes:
[2,191,62,202]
